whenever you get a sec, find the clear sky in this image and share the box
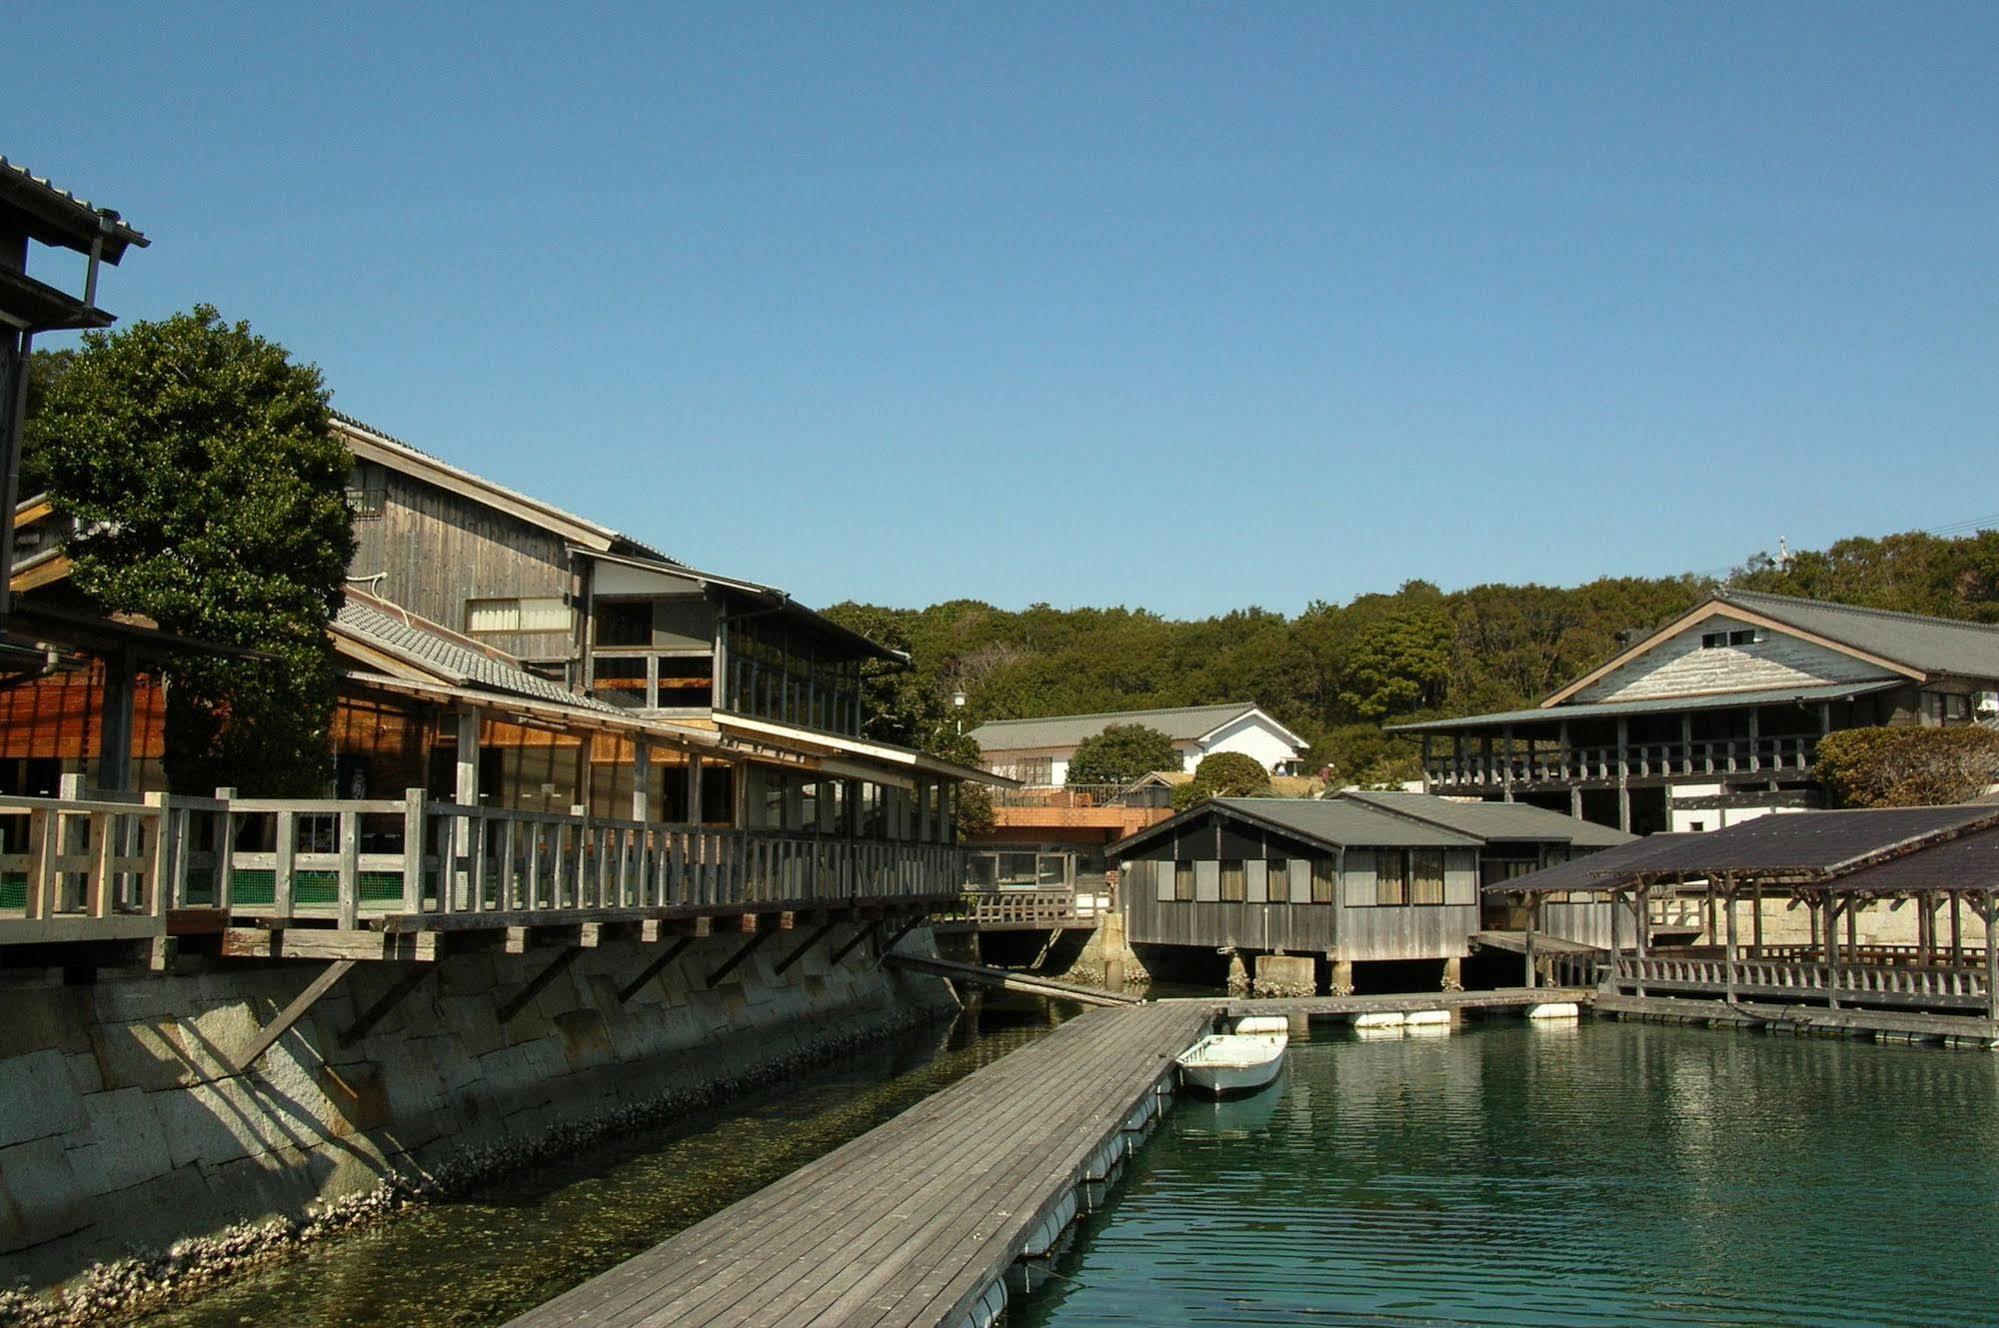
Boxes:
[11,4,1996,617]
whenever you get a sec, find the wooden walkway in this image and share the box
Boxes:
[882,953,1143,1008]
[1211,986,1591,1020]
[504,1001,1217,1328]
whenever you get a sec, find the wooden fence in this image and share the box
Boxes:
[0,790,967,945]
[1606,952,1992,1012]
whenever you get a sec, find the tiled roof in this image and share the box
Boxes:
[1338,791,1635,847]
[971,702,1298,752]
[335,597,618,712]
[1387,679,1902,733]
[1718,589,1999,679]
[0,157,147,260]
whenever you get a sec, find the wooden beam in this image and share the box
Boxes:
[221,927,439,962]
[230,960,356,1074]
[828,919,879,965]
[705,928,775,986]
[498,947,582,1023]
[773,917,840,975]
[873,914,927,969]
[338,965,437,1047]
[618,936,694,1003]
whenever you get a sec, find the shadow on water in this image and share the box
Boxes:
[137,994,1076,1328]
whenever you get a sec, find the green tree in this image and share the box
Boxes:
[1813,726,1999,808]
[30,306,355,794]
[1065,723,1180,786]
[1171,750,1274,810]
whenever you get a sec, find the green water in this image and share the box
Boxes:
[136,996,1073,1328]
[1017,1021,1999,1328]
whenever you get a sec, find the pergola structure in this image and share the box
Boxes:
[1494,805,1999,1033]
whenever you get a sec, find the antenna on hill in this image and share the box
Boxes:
[1775,536,1791,571]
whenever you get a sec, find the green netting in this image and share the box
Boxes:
[0,872,23,911]
[227,870,407,906]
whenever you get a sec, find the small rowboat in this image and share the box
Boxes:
[1175,1015,1289,1099]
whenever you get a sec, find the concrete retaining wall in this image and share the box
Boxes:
[0,928,956,1295]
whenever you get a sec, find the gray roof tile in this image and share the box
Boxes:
[336,598,618,712]
[971,702,1291,751]
[1338,791,1635,847]
[1719,589,1999,679]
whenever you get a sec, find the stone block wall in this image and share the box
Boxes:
[0,927,956,1291]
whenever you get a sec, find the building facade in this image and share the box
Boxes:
[1393,590,1999,834]
[970,701,1308,787]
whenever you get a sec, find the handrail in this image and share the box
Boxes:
[1424,735,1820,787]
[1606,952,1992,1011]
[0,790,967,942]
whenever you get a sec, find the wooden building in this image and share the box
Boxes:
[1111,793,1625,993]
[1393,590,1999,834]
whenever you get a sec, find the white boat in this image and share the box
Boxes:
[1175,1015,1289,1098]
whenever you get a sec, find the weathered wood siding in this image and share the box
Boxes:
[1573,615,1896,703]
[1122,850,1478,960]
[1539,899,1620,949]
[350,467,574,661]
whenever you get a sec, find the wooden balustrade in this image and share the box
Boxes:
[1607,953,1991,1012]
[0,790,967,946]
[1424,735,1819,788]
[937,886,1103,930]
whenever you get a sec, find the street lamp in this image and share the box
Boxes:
[952,690,966,735]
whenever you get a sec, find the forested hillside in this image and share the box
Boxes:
[825,530,1999,784]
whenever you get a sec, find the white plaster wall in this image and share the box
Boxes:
[1574,615,1896,703]
[1194,716,1303,773]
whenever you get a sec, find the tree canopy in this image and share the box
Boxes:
[1171,751,1273,810]
[29,307,355,795]
[1065,723,1180,786]
[1813,727,1999,808]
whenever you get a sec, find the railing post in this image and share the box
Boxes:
[144,793,170,918]
[213,787,237,912]
[337,809,360,930]
[273,809,296,918]
[402,790,427,912]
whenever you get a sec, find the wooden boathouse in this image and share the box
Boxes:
[1112,794,1628,993]
[1492,804,1999,1039]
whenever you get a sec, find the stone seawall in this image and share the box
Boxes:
[0,927,958,1311]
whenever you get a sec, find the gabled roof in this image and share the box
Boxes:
[1717,589,1999,680]
[970,702,1305,753]
[0,157,147,262]
[1338,791,1635,847]
[1387,679,1903,734]
[1109,796,1486,858]
[332,591,618,712]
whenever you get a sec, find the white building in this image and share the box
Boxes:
[970,702,1309,787]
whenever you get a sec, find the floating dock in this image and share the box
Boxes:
[503,1001,1216,1328]
[1214,985,1592,1021]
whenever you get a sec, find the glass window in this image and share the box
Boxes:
[1220,860,1246,902]
[1411,850,1446,905]
[595,601,651,647]
[1174,860,1195,902]
[1375,850,1409,906]
[997,852,1038,887]
[1037,854,1069,887]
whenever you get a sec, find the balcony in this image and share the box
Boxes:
[1424,736,1819,790]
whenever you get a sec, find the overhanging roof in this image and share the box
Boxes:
[970,702,1304,753]
[1619,805,1999,881]
[713,712,1016,787]
[1110,796,1484,859]
[1719,589,1999,681]
[1387,679,1903,734]
[1482,833,1699,894]
[1828,825,1999,895]
[0,157,147,262]
[1338,791,1635,847]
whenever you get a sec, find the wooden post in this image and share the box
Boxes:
[632,741,652,824]
[1826,896,1842,1010]
[1679,713,1693,777]
[273,809,296,919]
[1951,892,1964,966]
[337,809,360,930]
[143,792,170,917]
[402,789,427,912]
[1983,892,1998,1025]
[1723,874,1738,1004]
[1500,725,1515,803]
[97,646,136,793]
[1615,717,1631,833]
[1746,707,1761,772]
[687,752,704,824]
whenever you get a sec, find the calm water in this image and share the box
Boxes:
[137,995,1073,1328]
[1018,1021,1999,1328]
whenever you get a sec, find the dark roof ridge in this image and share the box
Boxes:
[975,701,1259,727]
[1720,587,1999,636]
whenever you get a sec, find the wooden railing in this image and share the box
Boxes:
[937,887,1106,930]
[1607,953,1991,1011]
[0,791,966,945]
[1424,736,1819,788]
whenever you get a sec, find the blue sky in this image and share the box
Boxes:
[11,4,1996,617]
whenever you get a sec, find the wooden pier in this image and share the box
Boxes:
[503,1000,1216,1328]
[882,952,1143,1008]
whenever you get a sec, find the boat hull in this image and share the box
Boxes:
[1175,1031,1288,1099]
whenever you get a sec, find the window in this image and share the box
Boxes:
[595,600,652,647]
[1411,850,1446,905]
[1174,860,1195,901]
[1311,859,1336,904]
[1375,850,1409,906]
[1700,628,1759,649]
[1220,860,1246,902]
[467,596,569,635]
[345,462,386,519]
[1268,857,1288,895]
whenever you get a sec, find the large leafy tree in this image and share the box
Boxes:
[29,306,355,794]
[1065,723,1179,786]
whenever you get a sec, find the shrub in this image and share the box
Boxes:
[1814,725,1999,807]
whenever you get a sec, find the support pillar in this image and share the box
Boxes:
[687,752,705,824]
[1500,725,1515,804]
[1328,959,1353,997]
[1750,879,1764,957]
[1723,874,1738,1004]
[1615,717,1631,833]
[631,741,652,824]
[1440,956,1462,993]
[1984,894,1998,1026]
[97,646,136,794]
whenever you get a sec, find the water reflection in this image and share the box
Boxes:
[1017,1022,1999,1328]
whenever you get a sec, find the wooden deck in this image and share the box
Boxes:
[1211,986,1592,1020]
[503,1001,1217,1328]
[882,953,1143,1008]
